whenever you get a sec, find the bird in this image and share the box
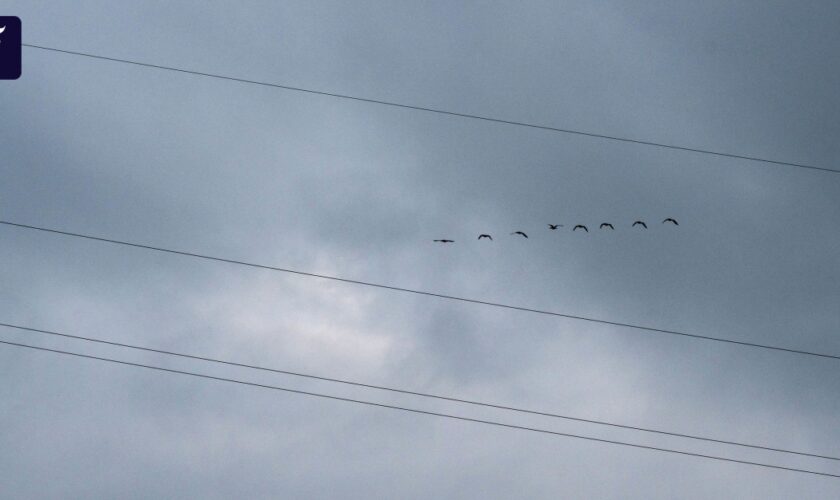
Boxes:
[632,221,648,229]
[548,224,563,230]
[511,231,528,238]
[573,225,589,232]
[599,223,614,230]
[478,234,493,240]
[433,239,454,243]
[662,218,679,225]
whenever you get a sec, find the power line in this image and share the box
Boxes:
[2,339,837,479]
[22,43,839,176]
[3,321,835,462]
[2,219,839,362]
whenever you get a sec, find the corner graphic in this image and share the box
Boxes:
[0,16,21,79]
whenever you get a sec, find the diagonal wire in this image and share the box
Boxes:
[2,339,838,479]
[21,43,840,175]
[2,219,839,361]
[1,321,837,461]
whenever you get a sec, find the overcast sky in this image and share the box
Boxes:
[2,1,839,498]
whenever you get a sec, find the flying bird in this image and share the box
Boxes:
[662,218,679,225]
[511,231,528,238]
[600,223,614,230]
[478,234,493,240]
[573,225,589,232]
[433,239,454,243]
[548,224,563,230]
[632,221,648,229]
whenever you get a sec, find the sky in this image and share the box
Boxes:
[1,1,839,498]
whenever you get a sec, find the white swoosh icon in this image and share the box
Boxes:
[0,26,5,34]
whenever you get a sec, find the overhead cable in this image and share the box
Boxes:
[2,338,838,479]
[3,321,835,461]
[2,219,838,362]
[22,43,840,175]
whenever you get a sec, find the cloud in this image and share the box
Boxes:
[2,1,839,498]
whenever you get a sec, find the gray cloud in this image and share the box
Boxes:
[2,1,839,498]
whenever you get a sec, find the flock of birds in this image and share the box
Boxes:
[434,218,678,243]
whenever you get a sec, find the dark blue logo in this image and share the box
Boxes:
[0,16,21,80]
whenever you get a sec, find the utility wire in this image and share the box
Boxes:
[2,321,836,461]
[2,339,838,479]
[22,43,839,175]
[2,219,839,362]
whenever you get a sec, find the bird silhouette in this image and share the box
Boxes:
[433,239,454,243]
[573,225,589,232]
[548,224,563,230]
[662,218,679,225]
[511,231,528,238]
[632,221,648,229]
[599,223,614,230]
[478,234,493,240]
